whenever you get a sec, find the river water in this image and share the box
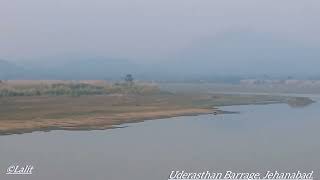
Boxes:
[0,95,319,180]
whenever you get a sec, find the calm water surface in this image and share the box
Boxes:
[0,95,319,180]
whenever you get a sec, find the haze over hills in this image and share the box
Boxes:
[172,31,320,77]
[1,32,320,81]
[1,57,319,82]
[1,0,320,82]
[0,60,27,79]
[0,58,141,80]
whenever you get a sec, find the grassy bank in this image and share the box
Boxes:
[0,80,160,97]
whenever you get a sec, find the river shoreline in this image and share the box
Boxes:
[0,108,221,135]
[0,94,314,136]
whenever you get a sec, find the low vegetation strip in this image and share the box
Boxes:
[0,81,161,97]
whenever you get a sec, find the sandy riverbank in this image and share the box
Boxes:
[0,108,223,135]
[0,93,314,135]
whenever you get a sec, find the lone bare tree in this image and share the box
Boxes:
[124,74,134,85]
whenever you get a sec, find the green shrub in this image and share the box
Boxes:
[0,82,160,97]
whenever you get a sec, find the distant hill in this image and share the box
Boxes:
[0,60,26,79]
[0,58,142,80]
[35,58,142,80]
[2,30,320,81]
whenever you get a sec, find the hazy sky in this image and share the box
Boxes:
[1,0,320,63]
